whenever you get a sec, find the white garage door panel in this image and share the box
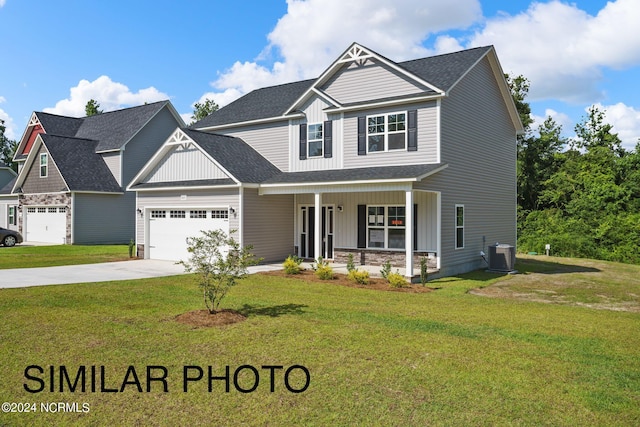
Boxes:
[25,207,66,244]
[148,209,229,262]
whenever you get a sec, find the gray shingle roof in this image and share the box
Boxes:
[191,80,314,129]
[262,163,446,185]
[41,135,122,193]
[0,176,17,195]
[182,128,282,183]
[192,46,492,129]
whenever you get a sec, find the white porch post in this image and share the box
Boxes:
[314,192,322,260]
[405,190,414,278]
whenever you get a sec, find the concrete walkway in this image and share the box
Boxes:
[0,259,282,288]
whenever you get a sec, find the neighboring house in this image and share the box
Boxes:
[0,163,18,230]
[7,101,183,244]
[129,43,523,277]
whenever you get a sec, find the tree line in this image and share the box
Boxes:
[511,76,640,264]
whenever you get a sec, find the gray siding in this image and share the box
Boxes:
[416,56,517,276]
[322,59,426,104]
[22,145,68,194]
[242,188,294,262]
[73,192,133,244]
[215,122,289,172]
[101,152,122,185]
[145,145,230,183]
[122,107,181,187]
[135,188,240,245]
[342,101,439,168]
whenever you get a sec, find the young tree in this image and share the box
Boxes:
[178,229,261,314]
[85,99,103,116]
[190,98,219,125]
[0,119,17,172]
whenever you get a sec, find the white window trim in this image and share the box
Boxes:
[366,111,407,154]
[455,204,464,250]
[39,153,48,178]
[307,123,323,158]
[366,205,407,250]
[8,206,16,226]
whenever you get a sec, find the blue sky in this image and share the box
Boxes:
[1,0,639,150]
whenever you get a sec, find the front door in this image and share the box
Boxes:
[299,206,334,260]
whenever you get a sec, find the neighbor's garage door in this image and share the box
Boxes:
[25,206,67,244]
[148,209,229,261]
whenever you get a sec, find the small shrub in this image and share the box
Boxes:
[346,253,356,272]
[420,256,428,286]
[311,256,326,271]
[315,263,335,280]
[380,260,392,279]
[347,269,370,285]
[387,272,409,288]
[128,239,136,258]
[283,255,302,275]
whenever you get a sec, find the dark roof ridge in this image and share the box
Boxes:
[398,45,492,67]
[81,99,168,120]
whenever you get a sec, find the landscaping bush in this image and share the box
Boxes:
[387,272,408,288]
[346,253,356,272]
[380,260,392,279]
[283,255,303,275]
[420,256,428,286]
[315,263,335,280]
[347,269,370,285]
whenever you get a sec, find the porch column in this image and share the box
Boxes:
[405,190,414,278]
[314,192,322,260]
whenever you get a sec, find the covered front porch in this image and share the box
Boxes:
[259,164,447,279]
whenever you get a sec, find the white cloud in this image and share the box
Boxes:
[0,108,17,140]
[44,76,169,117]
[468,0,640,103]
[593,102,640,151]
[531,108,573,134]
[0,1,6,8]
[203,0,481,106]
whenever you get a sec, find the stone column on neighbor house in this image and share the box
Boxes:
[405,190,414,278]
[314,192,322,261]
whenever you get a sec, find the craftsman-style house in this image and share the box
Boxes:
[3,101,183,244]
[129,43,522,277]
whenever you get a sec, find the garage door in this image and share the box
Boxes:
[25,206,67,244]
[148,209,230,261]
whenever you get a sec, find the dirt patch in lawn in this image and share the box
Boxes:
[259,269,434,293]
[175,309,247,328]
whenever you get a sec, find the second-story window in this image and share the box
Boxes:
[308,123,323,157]
[39,153,48,178]
[367,112,406,153]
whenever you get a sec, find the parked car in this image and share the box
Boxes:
[0,227,23,247]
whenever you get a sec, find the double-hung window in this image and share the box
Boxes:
[367,112,406,152]
[455,205,464,249]
[39,153,48,178]
[307,123,323,157]
[367,206,406,249]
[8,206,16,226]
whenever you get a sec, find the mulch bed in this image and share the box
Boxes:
[259,269,435,293]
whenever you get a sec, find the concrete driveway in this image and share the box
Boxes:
[0,259,186,288]
[0,259,283,288]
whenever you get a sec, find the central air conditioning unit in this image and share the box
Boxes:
[488,243,516,272]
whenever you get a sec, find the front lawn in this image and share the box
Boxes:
[0,257,638,425]
[0,245,131,269]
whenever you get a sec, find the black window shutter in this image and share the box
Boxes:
[299,124,307,160]
[408,110,417,151]
[357,205,366,248]
[413,203,418,251]
[323,120,332,158]
[357,116,366,155]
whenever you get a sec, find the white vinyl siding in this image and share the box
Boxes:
[322,59,427,104]
[144,144,230,183]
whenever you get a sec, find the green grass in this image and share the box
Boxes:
[0,245,131,269]
[0,257,639,425]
